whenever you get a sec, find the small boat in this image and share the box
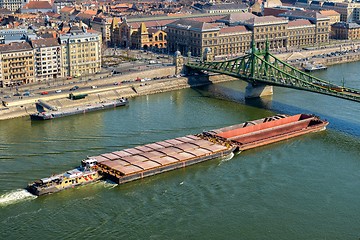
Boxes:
[303,63,327,72]
[30,98,128,120]
[26,159,102,196]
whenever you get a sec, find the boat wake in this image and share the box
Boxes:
[0,189,37,207]
[218,152,235,165]
[102,179,118,189]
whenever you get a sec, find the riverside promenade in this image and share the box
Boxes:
[0,67,238,120]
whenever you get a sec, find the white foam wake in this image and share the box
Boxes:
[0,189,37,207]
[218,152,235,165]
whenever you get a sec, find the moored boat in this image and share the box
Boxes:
[303,63,327,72]
[30,98,128,120]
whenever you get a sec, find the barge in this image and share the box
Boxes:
[30,98,128,120]
[26,113,328,196]
[208,113,328,151]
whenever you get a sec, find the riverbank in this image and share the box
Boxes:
[2,43,360,121]
[0,70,238,120]
[276,44,360,69]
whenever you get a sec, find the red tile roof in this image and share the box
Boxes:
[319,10,340,16]
[219,25,250,34]
[23,1,52,9]
[60,6,74,13]
[288,19,313,27]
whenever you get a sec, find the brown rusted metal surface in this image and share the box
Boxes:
[217,114,302,138]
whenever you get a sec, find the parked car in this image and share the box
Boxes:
[23,92,30,96]
[91,86,97,89]
[41,91,49,95]
[70,86,79,91]
[55,89,62,93]
[13,93,21,96]
[113,82,119,85]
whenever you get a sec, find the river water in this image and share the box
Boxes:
[0,62,359,239]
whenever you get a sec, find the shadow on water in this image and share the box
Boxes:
[192,81,360,138]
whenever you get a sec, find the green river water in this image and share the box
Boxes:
[0,62,359,239]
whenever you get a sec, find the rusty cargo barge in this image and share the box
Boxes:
[27,113,328,196]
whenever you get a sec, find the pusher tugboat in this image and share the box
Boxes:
[26,159,102,196]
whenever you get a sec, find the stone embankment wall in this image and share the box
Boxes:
[276,44,360,68]
[0,69,238,120]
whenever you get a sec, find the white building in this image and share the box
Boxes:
[31,38,62,82]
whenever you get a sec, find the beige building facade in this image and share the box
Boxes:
[0,42,35,87]
[59,30,102,78]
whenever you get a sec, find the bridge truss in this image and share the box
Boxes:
[186,42,360,103]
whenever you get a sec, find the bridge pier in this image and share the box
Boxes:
[245,84,273,98]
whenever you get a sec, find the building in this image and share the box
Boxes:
[295,0,360,23]
[243,15,289,49]
[114,18,173,48]
[0,28,37,44]
[91,16,112,45]
[59,28,101,78]
[279,10,330,43]
[21,1,53,13]
[0,0,24,12]
[130,22,167,50]
[165,13,323,57]
[287,19,316,47]
[200,3,249,14]
[59,6,76,22]
[331,21,360,40]
[217,25,252,56]
[53,0,75,14]
[0,42,35,87]
[166,19,221,57]
[31,38,62,82]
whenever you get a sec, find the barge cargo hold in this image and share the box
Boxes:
[26,113,328,196]
[208,113,328,151]
[30,98,128,120]
[92,135,234,185]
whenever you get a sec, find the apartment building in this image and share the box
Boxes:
[331,22,360,40]
[0,42,35,87]
[0,0,24,12]
[59,28,101,77]
[31,38,62,82]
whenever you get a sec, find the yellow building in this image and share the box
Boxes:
[59,28,102,77]
[131,23,167,50]
[244,15,288,49]
[0,42,35,87]
[91,16,112,45]
[218,26,252,56]
[287,19,316,47]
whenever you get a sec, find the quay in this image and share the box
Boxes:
[26,113,328,196]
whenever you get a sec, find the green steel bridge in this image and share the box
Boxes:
[185,42,360,103]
